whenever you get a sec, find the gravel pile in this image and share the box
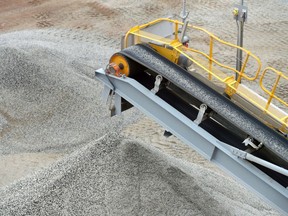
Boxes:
[0,30,135,155]
[0,133,279,215]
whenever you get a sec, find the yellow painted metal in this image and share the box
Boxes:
[149,44,180,63]
[260,67,288,107]
[174,23,179,41]
[191,25,262,81]
[232,82,288,133]
[208,37,214,81]
[236,52,250,84]
[259,67,288,129]
[265,75,281,111]
[123,18,262,83]
[225,79,238,96]
[281,116,288,132]
[110,53,130,77]
[121,17,287,132]
[134,30,174,45]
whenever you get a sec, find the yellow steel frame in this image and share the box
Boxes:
[260,67,288,109]
[123,18,288,131]
[260,67,288,130]
[124,18,261,83]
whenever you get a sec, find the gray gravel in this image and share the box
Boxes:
[0,30,134,155]
[0,133,280,216]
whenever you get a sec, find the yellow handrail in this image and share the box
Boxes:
[191,25,262,81]
[184,46,239,77]
[124,18,262,83]
[123,18,287,131]
[260,67,288,110]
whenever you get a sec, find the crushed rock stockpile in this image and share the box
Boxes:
[0,30,133,155]
[0,29,142,186]
[0,133,280,216]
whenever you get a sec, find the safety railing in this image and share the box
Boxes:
[260,67,288,110]
[190,25,262,83]
[124,18,180,47]
[123,18,287,132]
[260,67,288,128]
[124,18,262,85]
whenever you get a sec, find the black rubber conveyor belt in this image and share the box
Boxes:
[120,44,288,164]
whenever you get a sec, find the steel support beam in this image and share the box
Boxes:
[95,68,288,215]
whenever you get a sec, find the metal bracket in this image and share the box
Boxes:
[232,148,288,177]
[242,137,263,150]
[110,93,122,116]
[164,130,173,137]
[233,4,248,23]
[100,84,120,117]
[151,75,163,94]
[231,148,247,159]
[101,85,112,104]
[180,20,189,43]
[194,104,207,125]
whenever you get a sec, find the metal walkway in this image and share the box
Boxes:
[95,68,288,215]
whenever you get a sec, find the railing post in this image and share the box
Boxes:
[209,36,214,80]
[175,23,179,40]
[265,74,281,112]
[180,0,188,23]
[234,1,247,81]
[236,52,250,84]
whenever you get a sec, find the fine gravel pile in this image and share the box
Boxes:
[0,133,280,215]
[0,30,132,155]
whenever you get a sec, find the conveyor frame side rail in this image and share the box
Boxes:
[95,68,288,215]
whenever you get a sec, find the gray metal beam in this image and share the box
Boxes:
[95,68,288,215]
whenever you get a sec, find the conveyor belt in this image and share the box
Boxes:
[157,88,245,148]
[119,44,288,166]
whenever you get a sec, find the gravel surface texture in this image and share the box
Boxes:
[0,0,287,215]
[0,30,129,155]
[0,133,280,216]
